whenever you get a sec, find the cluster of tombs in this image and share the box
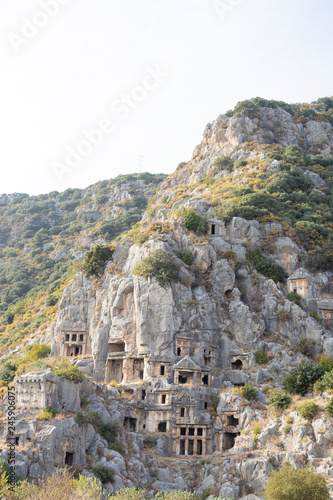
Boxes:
[53,330,248,457]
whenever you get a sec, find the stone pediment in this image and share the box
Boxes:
[288,267,311,280]
[173,356,201,371]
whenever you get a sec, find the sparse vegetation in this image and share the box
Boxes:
[286,292,302,306]
[240,385,257,401]
[263,463,330,500]
[83,244,113,277]
[283,361,325,395]
[254,349,268,365]
[52,360,85,383]
[268,390,291,409]
[245,246,287,283]
[133,249,180,288]
[92,465,115,484]
[296,401,318,420]
[182,208,208,236]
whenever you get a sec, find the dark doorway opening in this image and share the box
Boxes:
[197,428,203,436]
[65,452,74,466]
[160,365,165,376]
[211,224,216,235]
[188,428,195,436]
[178,374,188,384]
[141,390,146,400]
[124,417,137,432]
[180,439,185,455]
[158,422,167,433]
[202,375,209,385]
[223,432,239,450]
[197,440,203,455]
[227,415,239,426]
[188,440,194,455]
[231,359,243,370]
[180,428,186,436]
[177,347,182,356]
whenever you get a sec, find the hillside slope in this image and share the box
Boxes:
[2,97,333,499]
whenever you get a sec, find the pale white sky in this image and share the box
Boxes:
[0,0,332,195]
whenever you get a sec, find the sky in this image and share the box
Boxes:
[0,0,333,196]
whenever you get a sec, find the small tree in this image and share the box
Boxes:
[92,465,114,484]
[240,385,257,401]
[268,390,291,410]
[283,362,325,395]
[254,349,268,365]
[109,487,149,499]
[325,398,333,417]
[83,245,113,277]
[133,249,180,288]
[296,401,318,420]
[183,208,208,235]
[263,463,330,500]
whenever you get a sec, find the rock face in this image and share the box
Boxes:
[4,102,333,498]
[193,108,333,161]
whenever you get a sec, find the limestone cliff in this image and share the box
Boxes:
[2,97,333,498]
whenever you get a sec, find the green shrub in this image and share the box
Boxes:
[83,245,113,276]
[183,208,208,235]
[92,465,115,484]
[2,311,14,325]
[297,338,311,356]
[75,410,103,429]
[133,249,180,288]
[286,292,302,306]
[254,349,268,365]
[27,343,51,360]
[263,463,330,500]
[178,248,193,265]
[213,156,233,172]
[45,294,58,307]
[110,488,149,499]
[282,424,292,435]
[246,246,287,283]
[37,407,59,421]
[155,493,198,500]
[283,362,325,395]
[296,401,318,420]
[0,458,21,484]
[325,398,333,417]
[53,361,85,383]
[80,397,89,409]
[317,355,333,372]
[0,359,18,383]
[283,145,304,162]
[309,311,321,323]
[233,97,293,118]
[313,370,333,393]
[305,246,333,273]
[207,394,220,416]
[100,421,122,452]
[240,385,257,401]
[268,390,291,409]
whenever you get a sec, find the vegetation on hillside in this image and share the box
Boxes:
[0,173,165,352]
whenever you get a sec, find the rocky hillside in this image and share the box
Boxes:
[0,173,165,354]
[1,97,333,499]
